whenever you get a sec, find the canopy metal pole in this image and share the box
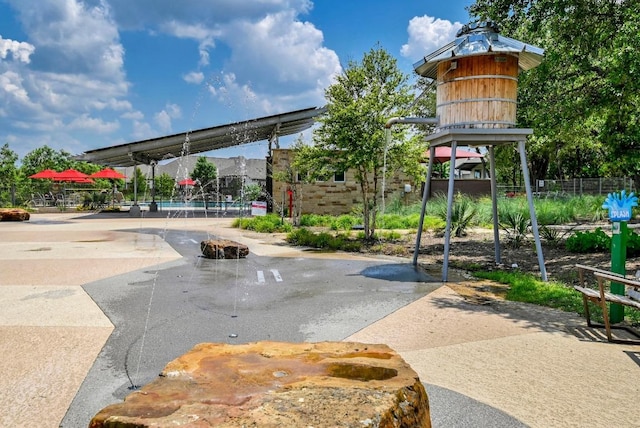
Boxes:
[488,145,501,264]
[413,145,436,266]
[518,140,547,280]
[442,140,458,282]
[134,161,138,205]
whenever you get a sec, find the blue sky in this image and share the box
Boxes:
[0,0,475,161]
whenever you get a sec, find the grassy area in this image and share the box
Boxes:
[473,270,640,325]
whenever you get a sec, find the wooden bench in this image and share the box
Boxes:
[575,264,640,344]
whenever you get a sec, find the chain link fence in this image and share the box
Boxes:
[498,177,636,197]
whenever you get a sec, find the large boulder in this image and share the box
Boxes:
[0,208,30,221]
[200,239,249,259]
[90,341,431,427]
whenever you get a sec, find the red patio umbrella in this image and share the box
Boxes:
[89,168,126,208]
[178,178,197,186]
[28,169,60,179]
[426,147,485,164]
[55,168,91,182]
[69,177,95,184]
[89,168,126,180]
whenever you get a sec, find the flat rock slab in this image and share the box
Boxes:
[200,239,249,259]
[0,208,30,221]
[90,341,431,427]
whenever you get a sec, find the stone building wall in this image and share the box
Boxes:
[271,149,422,216]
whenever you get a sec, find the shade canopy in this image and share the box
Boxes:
[28,169,59,179]
[55,169,90,181]
[75,106,326,167]
[426,146,485,164]
[89,168,126,179]
[178,178,197,186]
[29,168,94,184]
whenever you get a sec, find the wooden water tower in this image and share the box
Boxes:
[415,21,543,130]
[411,21,549,281]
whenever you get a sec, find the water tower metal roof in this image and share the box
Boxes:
[413,21,544,79]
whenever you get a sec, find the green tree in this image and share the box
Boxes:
[311,45,420,239]
[470,0,640,184]
[129,167,148,196]
[243,183,263,202]
[154,172,176,198]
[21,146,78,196]
[0,144,19,206]
[20,146,77,177]
[191,156,218,193]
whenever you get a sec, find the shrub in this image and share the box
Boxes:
[394,213,444,231]
[379,230,402,241]
[626,230,640,257]
[378,214,404,230]
[435,194,478,237]
[539,225,575,248]
[285,228,362,252]
[232,214,292,233]
[331,214,359,231]
[300,214,333,227]
[500,211,530,249]
[565,228,610,253]
[286,228,314,246]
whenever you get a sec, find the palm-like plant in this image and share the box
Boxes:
[500,211,530,248]
[436,194,477,237]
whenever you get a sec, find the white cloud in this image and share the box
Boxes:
[121,110,144,120]
[0,71,31,105]
[401,16,463,60]
[207,72,264,112]
[183,71,205,85]
[221,11,340,101]
[13,0,125,80]
[149,5,336,111]
[90,98,133,112]
[68,113,120,133]
[154,103,182,133]
[0,0,135,158]
[102,0,313,30]
[0,0,333,158]
[131,120,154,140]
[0,37,35,63]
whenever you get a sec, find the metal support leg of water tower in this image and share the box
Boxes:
[518,140,547,281]
[412,145,436,266]
[488,146,501,264]
[442,141,458,282]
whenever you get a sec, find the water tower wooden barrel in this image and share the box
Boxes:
[436,54,518,129]
[413,21,544,131]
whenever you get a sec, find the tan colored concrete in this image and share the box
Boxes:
[0,326,112,428]
[347,286,640,428]
[0,213,187,428]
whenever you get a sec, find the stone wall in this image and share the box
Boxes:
[271,149,422,216]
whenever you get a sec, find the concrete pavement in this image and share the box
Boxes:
[1,211,638,427]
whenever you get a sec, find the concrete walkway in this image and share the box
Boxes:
[0,212,638,427]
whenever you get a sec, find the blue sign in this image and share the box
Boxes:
[603,190,638,222]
